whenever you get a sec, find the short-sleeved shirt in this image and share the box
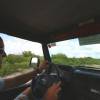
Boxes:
[14,93,29,100]
[0,78,5,90]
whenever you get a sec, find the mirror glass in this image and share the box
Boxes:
[32,58,38,64]
[30,57,39,68]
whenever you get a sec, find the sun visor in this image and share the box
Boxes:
[79,34,100,45]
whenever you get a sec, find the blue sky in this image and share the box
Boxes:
[0,33,100,59]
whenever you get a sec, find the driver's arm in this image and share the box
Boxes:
[44,82,61,100]
[14,87,32,100]
[0,61,48,91]
[14,82,61,100]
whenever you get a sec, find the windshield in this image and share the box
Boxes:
[48,34,100,69]
[0,33,44,77]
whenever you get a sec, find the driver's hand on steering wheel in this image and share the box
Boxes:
[38,60,49,72]
[44,81,61,100]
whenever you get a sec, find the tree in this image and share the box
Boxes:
[22,51,34,57]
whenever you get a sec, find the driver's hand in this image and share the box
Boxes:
[38,60,49,72]
[44,81,61,100]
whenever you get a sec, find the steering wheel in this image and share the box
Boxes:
[31,62,63,100]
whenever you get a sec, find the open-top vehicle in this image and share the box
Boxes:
[0,0,100,100]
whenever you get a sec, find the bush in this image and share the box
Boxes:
[0,52,100,77]
[1,53,32,77]
[52,53,100,66]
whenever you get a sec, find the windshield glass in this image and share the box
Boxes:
[48,34,100,68]
[0,33,44,77]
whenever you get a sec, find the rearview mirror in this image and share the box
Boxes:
[30,57,40,69]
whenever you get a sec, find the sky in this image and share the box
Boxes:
[0,33,100,59]
[0,33,43,56]
[49,39,100,58]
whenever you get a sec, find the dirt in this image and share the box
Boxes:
[4,68,33,78]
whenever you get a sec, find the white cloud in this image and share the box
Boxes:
[0,33,43,56]
[49,39,100,58]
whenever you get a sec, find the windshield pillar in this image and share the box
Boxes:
[42,43,51,62]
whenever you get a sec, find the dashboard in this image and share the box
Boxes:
[57,64,100,100]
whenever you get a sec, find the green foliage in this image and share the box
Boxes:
[51,54,68,64]
[23,51,33,57]
[52,53,100,66]
[0,52,32,77]
[6,54,24,64]
[0,52,100,77]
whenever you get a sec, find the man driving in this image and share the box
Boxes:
[0,36,61,100]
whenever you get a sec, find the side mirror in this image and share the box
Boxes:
[30,57,40,69]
